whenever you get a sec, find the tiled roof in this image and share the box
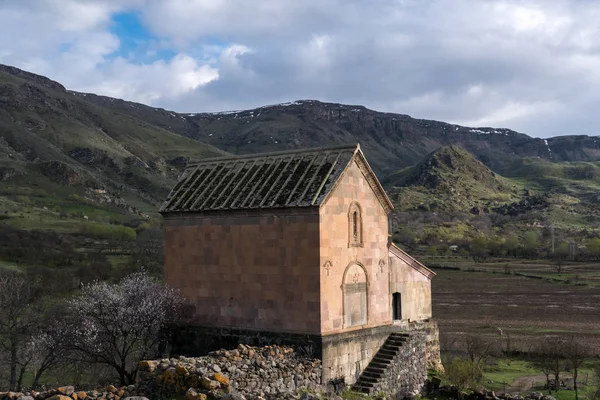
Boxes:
[161,145,363,213]
[389,243,435,279]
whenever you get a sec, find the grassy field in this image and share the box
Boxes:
[425,256,600,286]
[481,359,599,399]
[431,257,600,398]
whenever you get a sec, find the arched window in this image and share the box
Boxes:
[348,202,363,247]
[342,262,368,328]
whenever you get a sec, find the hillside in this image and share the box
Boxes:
[384,145,520,212]
[2,63,600,265]
[0,64,226,218]
[0,64,227,281]
[80,96,600,176]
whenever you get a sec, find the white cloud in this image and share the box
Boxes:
[3,0,600,137]
[85,54,219,104]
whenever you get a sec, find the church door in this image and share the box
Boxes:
[392,292,401,320]
[343,263,368,327]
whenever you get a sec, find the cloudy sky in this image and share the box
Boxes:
[2,0,600,138]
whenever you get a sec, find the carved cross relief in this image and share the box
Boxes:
[324,260,332,276]
[379,259,386,273]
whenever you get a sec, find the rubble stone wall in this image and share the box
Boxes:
[137,344,323,399]
[373,332,427,399]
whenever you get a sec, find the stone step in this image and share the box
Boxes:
[387,338,406,345]
[373,363,390,375]
[351,332,413,395]
[387,340,407,345]
[373,354,394,362]
[371,356,391,364]
[353,385,372,394]
[377,349,397,357]
[371,356,392,365]
[364,366,386,375]
[361,370,381,379]
[356,376,379,384]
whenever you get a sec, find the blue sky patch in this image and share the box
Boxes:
[109,11,156,61]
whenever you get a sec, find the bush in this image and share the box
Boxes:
[80,223,136,241]
[444,357,483,398]
[15,195,30,205]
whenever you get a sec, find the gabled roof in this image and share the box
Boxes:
[160,144,394,214]
[389,243,436,279]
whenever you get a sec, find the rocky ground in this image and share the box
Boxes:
[0,343,564,400]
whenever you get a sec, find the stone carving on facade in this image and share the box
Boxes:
[324,260,332,276]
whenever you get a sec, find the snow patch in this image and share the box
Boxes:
[469,129,488,134]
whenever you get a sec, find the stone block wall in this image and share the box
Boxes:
[372,332,428,399]
[389,252,432,323]
[163,209,321,334]
[320,325,396,384]
[319,160,391,333]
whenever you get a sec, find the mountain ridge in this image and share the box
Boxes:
[71,88,600,176]
[1,63,600,261]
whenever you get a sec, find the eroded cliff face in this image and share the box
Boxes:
[179,100,590,175]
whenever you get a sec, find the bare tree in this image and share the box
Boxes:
[564,336,589,400]
[464,335,495,365]
[534,336,565,393]
[68,270,184,385]
[27,325,70,388]
[532,349,554,394]
[0,272,38,390]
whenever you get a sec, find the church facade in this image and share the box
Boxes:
[161,144,439,389]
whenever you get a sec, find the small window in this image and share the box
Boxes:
[348,202,363,247]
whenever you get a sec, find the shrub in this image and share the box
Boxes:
[15,195,30,205]
[444,357,483,399]
[80,223,136,241]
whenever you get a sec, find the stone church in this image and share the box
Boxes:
[161,144,440,395]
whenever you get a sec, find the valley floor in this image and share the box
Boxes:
[430,257,600,353]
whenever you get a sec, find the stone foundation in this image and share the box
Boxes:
[138,344,322,399]
[321,325,397,384]
[167,322,442,395]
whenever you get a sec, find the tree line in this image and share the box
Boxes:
[442,334,596,400]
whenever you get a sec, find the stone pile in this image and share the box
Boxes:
[137,343,322,399]
[450,390,557,400]
[494,392,556,400]
[0,385,142,400]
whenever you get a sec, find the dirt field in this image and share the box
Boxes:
[432,267,600,354]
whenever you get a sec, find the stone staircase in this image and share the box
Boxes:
[352,332,409,395]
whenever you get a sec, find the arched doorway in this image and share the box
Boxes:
[392,292,401,320]
[342,262,368,328]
